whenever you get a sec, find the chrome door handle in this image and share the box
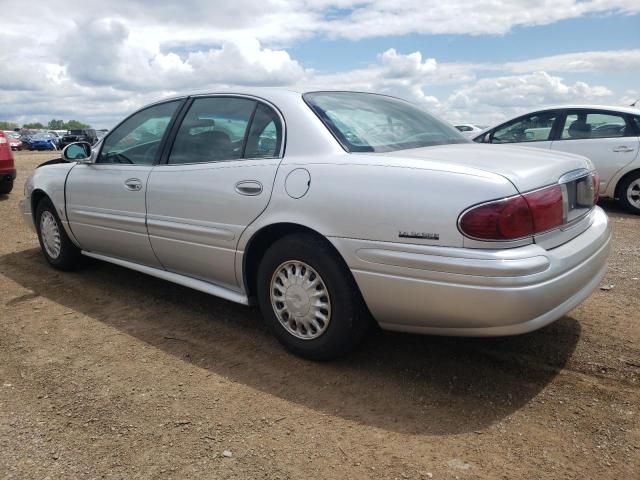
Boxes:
[612,146,634,153]
[124,178,142,191]
[235,180,263,196]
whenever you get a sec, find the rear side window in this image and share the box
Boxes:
[490,111,558,143]
[561,111,633,140]
[168,98,283,164]
[244,104,283,158]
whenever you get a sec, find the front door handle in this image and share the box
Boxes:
[235,180,263,196]
[124,178,142,191]
[613,146,634,153]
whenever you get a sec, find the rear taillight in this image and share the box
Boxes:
[592,173,600,205]
[523,185,563,234]
[459,184,564,241]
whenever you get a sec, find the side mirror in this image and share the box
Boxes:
[62,142,92,163]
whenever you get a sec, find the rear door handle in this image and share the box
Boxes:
[235,180,263,196]
[612,146,634,153]
[124,178,142,191]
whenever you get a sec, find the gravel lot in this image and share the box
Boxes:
[1,151,639,479]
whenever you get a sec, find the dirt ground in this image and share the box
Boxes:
[1,151,638,480]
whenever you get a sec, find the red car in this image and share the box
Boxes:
[0,131,16,194]
[8,135,23,151]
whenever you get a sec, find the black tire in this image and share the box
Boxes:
[0,179,13,194]
[618,172,640,215]
[35,197,82,270]
[256,233,370,360]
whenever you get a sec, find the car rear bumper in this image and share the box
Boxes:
[331,207,610,336]
[1,169,16,181]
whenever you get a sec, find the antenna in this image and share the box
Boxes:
[631,98,640,107]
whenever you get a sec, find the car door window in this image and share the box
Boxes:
[491,111,558,143]
[98,101,180,165]
[244,103,283,158]
[560,111,633,140]
[168,97,257,165]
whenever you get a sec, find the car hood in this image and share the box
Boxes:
[378,143,593,193]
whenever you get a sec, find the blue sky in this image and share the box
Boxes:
[1,1,639,127]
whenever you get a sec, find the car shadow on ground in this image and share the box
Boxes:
[0,248,581,435]
[598,198,635,219]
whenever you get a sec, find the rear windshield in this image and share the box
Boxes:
[303,92,467,153]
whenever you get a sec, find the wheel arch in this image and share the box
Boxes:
[241,222,350,300]
[30,188,51,222]
[614,168,640,199]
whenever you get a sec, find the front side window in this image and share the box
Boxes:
[98,101,180,165]
[490,111,558,143]
[304,92,467,153]
[169,97,257,164]
[561,110,632,140]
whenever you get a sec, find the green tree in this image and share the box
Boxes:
[0,121,19,130]
[64,119,90,129]
[47,119,66,130]
[22,122,45,129]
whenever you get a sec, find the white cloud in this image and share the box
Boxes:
[445,71,613,124]
[0,1,637,127]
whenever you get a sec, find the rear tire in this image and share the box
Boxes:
[35,197,82,270]
[256,233,370,360]
[0,179,13,194]
[619,172,640,215]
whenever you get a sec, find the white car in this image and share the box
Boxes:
[454,123,484,137]
[473,105,640,214]
[19,90,610,359]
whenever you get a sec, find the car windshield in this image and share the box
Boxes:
[68,130,84,135]
[304,92,467,153]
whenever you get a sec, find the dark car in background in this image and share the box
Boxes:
[0,131,16,194]
[59,129,98,149]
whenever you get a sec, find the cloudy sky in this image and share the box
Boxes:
[1,0,639,128]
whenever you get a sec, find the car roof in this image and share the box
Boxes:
[526,104,640,115]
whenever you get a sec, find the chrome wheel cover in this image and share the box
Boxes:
[270,260,331,340]
[40,210,61,259]
[627,178,640,209]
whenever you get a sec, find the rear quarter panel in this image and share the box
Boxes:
[238,154,519,252]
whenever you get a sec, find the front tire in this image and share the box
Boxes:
[619,172,640,215]
[256,233,370,360]
[35,197,82,270]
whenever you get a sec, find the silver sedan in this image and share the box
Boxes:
[19,89,611,359]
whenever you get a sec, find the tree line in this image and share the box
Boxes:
[0,119,91,130]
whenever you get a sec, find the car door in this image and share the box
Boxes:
[65,100,183,266]
[479,110,561,150]
[550,109,640,192]
[146,95,284,290]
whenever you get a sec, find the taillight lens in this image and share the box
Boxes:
[592,173,600,205]
[459,184,564,241]
[524,185,563,234]
[459,195,533,240]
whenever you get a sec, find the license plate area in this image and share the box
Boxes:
[561,172,595,224]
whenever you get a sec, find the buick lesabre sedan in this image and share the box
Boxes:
[20,90,611,360]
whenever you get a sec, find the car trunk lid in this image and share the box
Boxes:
[378,143,598,248]
[379,143,593,193]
